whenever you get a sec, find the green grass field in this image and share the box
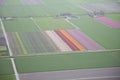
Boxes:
[0,74,15,80]
[0,0,120,80]
[15,50,120,73]
[3,18,38,32]
[0,59,14,75]
[0,59,15,80]
[3,17,75,32]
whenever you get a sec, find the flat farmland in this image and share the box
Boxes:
[33,17,74,30]
[0,0,86,17]
[70,15,120,49]
[0,0,120,80]
[0,58,15,80]
[0,58,14,75]
[3,17,75,32]
[15,50,120,73]
[3,18,38,32]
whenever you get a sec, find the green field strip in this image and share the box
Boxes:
[12,33,24,55]
[0,74,15,80]
[7,33,19,55]
[34,17,74,30]
[19,32,34,54]
[15,32,28,55]
[70,16,120,49]
[15,50,120,73]
[28,32,46,53]
[36,31,56,52]
[3,18,37,32]
[24,32,36,53]
[106,14,120,22]
[32,32,49,53]
[42,31,60,52]
[0,59,14,75]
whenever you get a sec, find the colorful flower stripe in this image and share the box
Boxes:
[59,30,86,51]
[42,31,60,52]
[45,31,72,52]
[55,30,79,51]
[67,29,104,50]
[96,17,120,28]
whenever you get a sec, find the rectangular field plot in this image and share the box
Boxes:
[0,0,86,17]
[70,16,120,49]
[3,17,75,32]
[3,18,38,32]
[7,29,103,55]
[0,58,15,80]
[0,59,14,75]
[33,17,74,30]
[15,50,120,73]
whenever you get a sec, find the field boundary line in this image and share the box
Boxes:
[0,18,20,80]
[30,17,41,30]
[4,48,120,57]
[65,18,80,29]
[0,48,120,59]
[15,32,27,54]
